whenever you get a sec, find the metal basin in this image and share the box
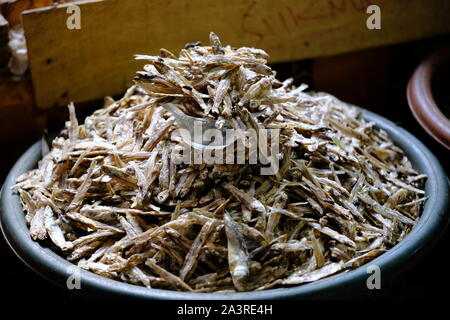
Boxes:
[1,108,448,299]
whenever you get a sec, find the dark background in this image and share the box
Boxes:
[0,35,449,302]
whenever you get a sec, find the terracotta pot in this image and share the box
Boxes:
[407,47,450,150]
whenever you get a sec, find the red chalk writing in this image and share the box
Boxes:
[241,0,373,46]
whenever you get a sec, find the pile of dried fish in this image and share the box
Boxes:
[14,33,426,292]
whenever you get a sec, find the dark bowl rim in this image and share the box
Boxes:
[1,107,449,300]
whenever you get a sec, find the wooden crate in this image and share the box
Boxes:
[20,0,450,109]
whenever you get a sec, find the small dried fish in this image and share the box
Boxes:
[179,220,215,281]
[224,212,250,291]
[30,207,47,241]
[308,222,356,248]
[44,206,72,251]
[223,183,266,218]
[145,258,193,291]
[280,262,345,285]
[15,33,426,293]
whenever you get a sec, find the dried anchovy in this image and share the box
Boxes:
[14,33,426,292]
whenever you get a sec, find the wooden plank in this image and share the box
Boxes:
[22,0,450,109]
[0,14,9,68]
